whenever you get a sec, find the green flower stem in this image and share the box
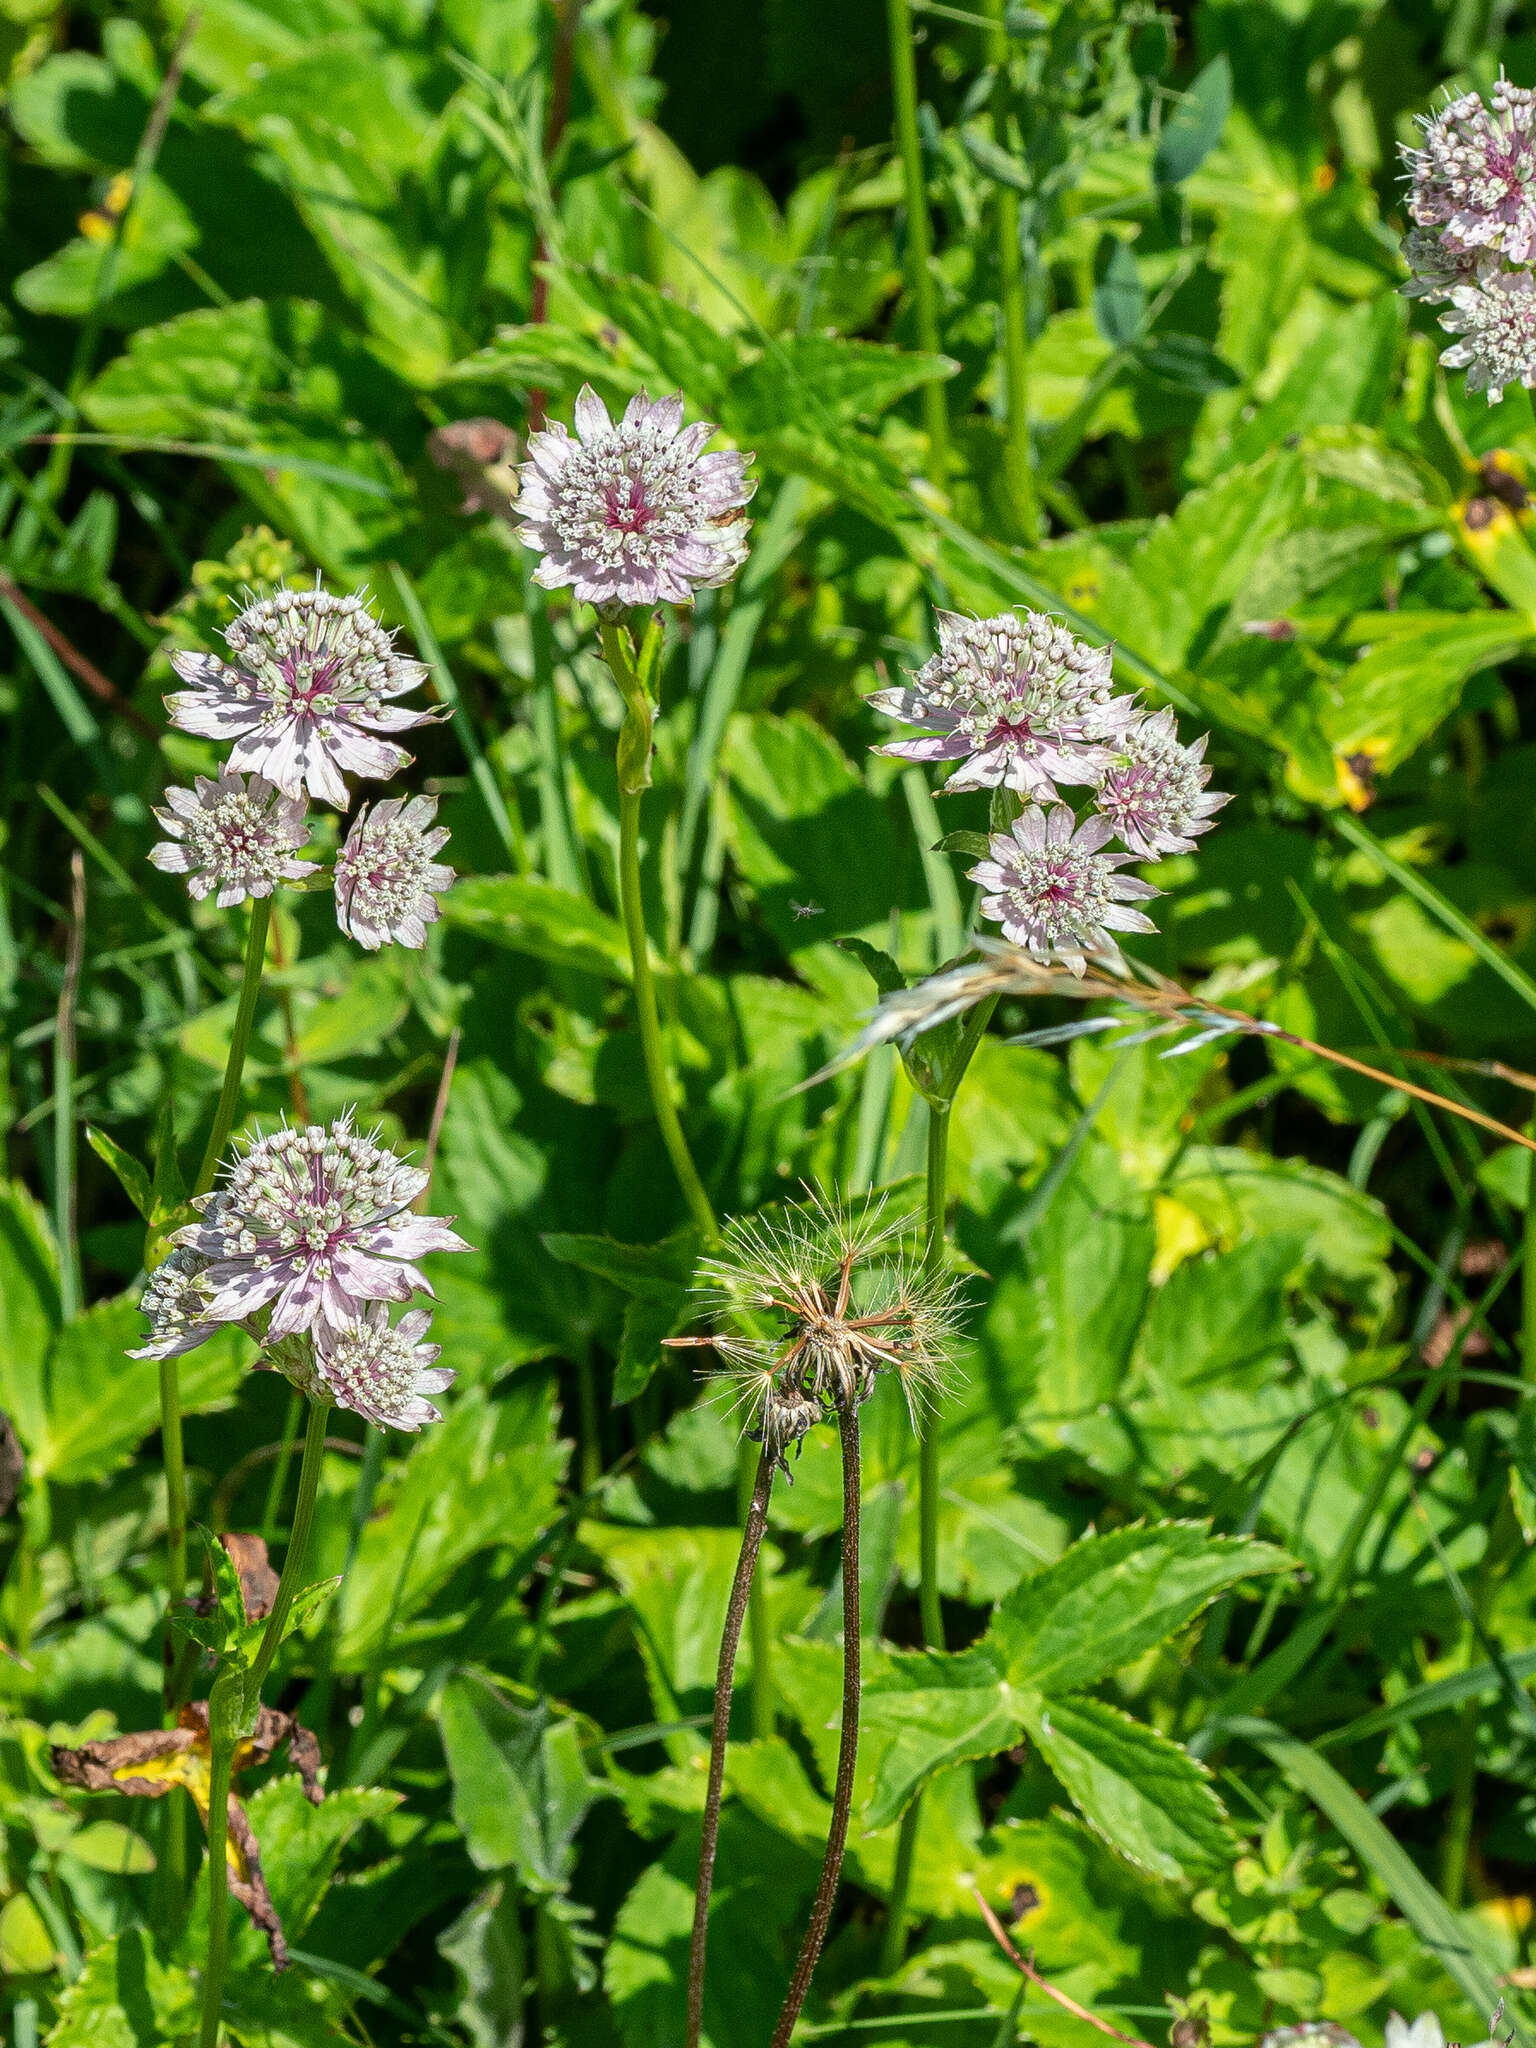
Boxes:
[981,0,1038,542]
[686,1446,775,2048]
[166,897,272,1666]
[198,1665,241,2048]
[887,0,950,483]
[249,1398,330,1699]
[600,619,716,1238]
[770,1403,862,2048]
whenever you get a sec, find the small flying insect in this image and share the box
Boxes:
[789,900,824,920]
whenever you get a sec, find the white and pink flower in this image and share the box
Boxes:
[149,770,317,907]
[870,609,1135,799]
[172,1113,470,1341]
[967,803,1161,973]
[1405,78,1536,266]
[1093,707,1229,860]
[334,795,453,952]
[167,587,440,810]
[515,386,755,611]
[313,1302,454,1432]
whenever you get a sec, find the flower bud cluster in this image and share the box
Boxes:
[873,608,1227,974]
[1402,76,1536,403]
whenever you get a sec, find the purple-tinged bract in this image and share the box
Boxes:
[149,770,317,908]
[128,1196,238,1360]
[1093,707,1229,860]
[869,609,1135,799]
[314,1302,453,1431]
[166,587,440,810]
[515,386,755,612]
[334,795,453,952]
[172,1112,471,1341]
[967,803,1161,974]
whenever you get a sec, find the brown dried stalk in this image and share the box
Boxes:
[971,1884,1157,2048]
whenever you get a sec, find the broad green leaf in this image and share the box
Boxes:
[49,1929,197,2045]
[440,1678,603,1889]
[616,1292,688,1405]
[444,324,625,394]
[1318,611,1534,779]
[564,268,742,408]
[0,1889,56,1975]
[1025,1694,1232,1882]
[290,956,410,1064]
[725,336,956,435]
[1153,55,1232,186]
[989,1523,1294,1697]
[1138,1237,1301,1389]
[1135,334,1240,394]
[541,1228,700,1303]
[439,1882,526,2048]
[440,875,635,980]
[860,1645,1021,1829]
[62,1820,156,1875]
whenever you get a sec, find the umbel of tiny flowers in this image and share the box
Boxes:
[1092,705,1229,859]
[150,771,318,907]
[163,1111,471,1342]
[334,795,454,951]
[167,585,442,810]
[313,1302,453,1432]
[968,803,1161,975]
[870,607,1136,799]
[514,385,756,612]
[1400,77,1536,403]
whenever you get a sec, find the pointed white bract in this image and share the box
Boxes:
[869,608,1135,799]
[1093,706,1229,860]
[166,587,440,809]
[129,1195,239,1360]
[313,1302,454,1432]
[967,803,1161,975]
[333,795,453,951]
[514,385,755,611]
[149,770,317,907]
[170,1111,471,1342]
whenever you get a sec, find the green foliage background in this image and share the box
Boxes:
[3,0,1536,2042]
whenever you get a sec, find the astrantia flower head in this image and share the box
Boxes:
[667,1191,964,1467]
[1404,78,1536,265]
[1093,707,1229,859]
[128,1198,238,1360]
[313,1302,453,1431]
[967,803,1161,974]
[149,771,318,907]
[1383,2018,1445,2048]
[870,609,1136,799]
[167,586,440,810]
[1399,226,1488,303]
[1437,266,1536,402]
[172,1111,471,1341]
[515,386,755,612]
[334,795,453,952]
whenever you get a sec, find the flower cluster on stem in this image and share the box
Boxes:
[1401,75,1536,402]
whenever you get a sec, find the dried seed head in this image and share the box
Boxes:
[334,794,454,951]
[149,771,318,907]
[515,386,755,612]
[167,584,441,810]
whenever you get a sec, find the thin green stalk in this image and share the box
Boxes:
[600,619,716,1238]
[887,0,950,482]
[981,0,1037,541]
[771,1404,862,2048]
[261,1389,304,1541]
[198,1665,240,2048]
[248,1399,331,1699]
[1524,1119,1536,1382]
[525,565,586,895]
[194,897,271,1197]
[53,851,85,1321]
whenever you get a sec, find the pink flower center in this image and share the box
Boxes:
[604,477,655,535]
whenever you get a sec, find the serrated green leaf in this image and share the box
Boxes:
[837,935,908,998]
[541,1227,699,1303]
[932,830,992,860]
[989,1522,1294,1696]
[440,1679,604,1891]
[726,335,956,436]
[860,1644,1019,1829]
[1026,1693,1232,1881]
